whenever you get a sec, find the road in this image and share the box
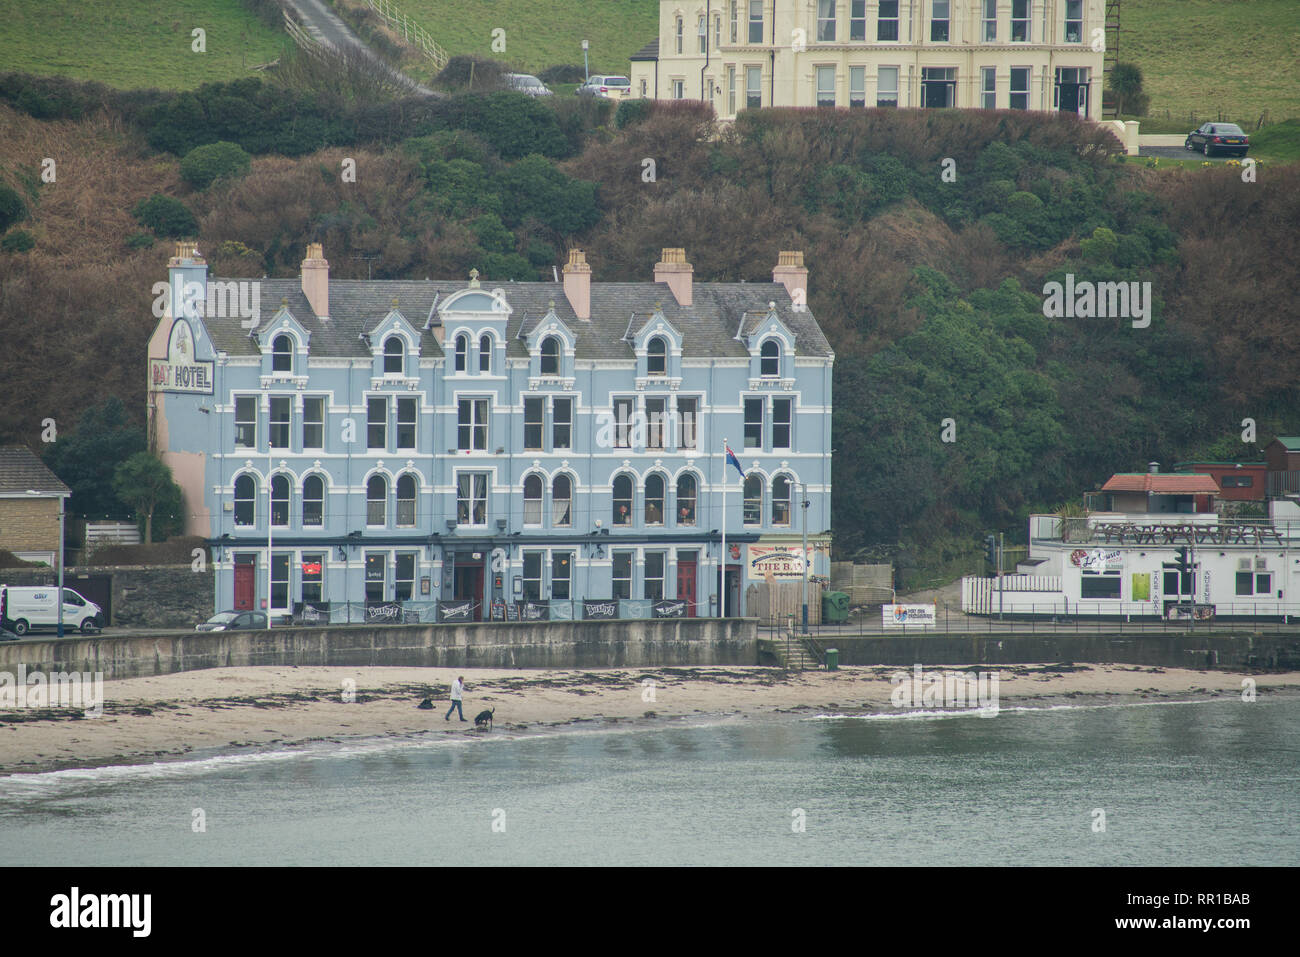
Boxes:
[1140,146,1244,163]
[279,0,438,96]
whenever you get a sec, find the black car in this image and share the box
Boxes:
[196,610,269,632]
[1184,122,1249,157]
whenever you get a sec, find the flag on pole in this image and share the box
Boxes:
[725,444,745,480]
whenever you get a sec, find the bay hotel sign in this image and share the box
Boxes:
[150,318,214,394]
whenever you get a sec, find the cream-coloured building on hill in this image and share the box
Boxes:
[630,0,1107,118]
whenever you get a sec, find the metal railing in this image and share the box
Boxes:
[366,0,449,69]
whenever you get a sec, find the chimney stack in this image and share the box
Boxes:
[772,250,807,307]
[301,243,329,320]
[654,247,693,307]
[562,248,592,321]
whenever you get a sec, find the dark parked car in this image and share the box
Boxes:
[196,610,268,632]
[1185,122,1249,157]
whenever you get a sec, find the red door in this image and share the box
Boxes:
[677,561,697,617]
[234,563,255,611]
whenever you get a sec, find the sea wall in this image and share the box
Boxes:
[0,618,759,680]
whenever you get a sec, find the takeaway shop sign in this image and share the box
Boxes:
[1070,548,1123,570]
[149,319,214,394]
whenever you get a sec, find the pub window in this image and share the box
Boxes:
[553,397,572,449]
[540,336,560,376]
[302,474,325,527]
[677,473,697,526]
[396,473,416,527]
[302,397,324,449]
[760,339,780,376]
[364,552,385,601]
[552,474,572,526]
[235,396,257,448]
[270,474,290,527]
[647,336,667,375]
[234,474,256,526]
[367,397,387,450]
[677,396,698,449]
[271,553,290,609]
[644,552,665,601]
[646,397,666,450]
[272,334,293,373]
[395,553,416,602]
[301,553,324,603]
[366,475,387,526]
[457,398,488,451]
[613,551,633,600]
[396,397,417,450]
[523,473,544,525]
[743,474,762,525]
[744,398,764,449]
[877,0,899,41]
[479,334,492,373]
[269,396,292,449]
[645,473,665,525]
[454,334,468,372]
[552,551,573,600]
[772,398,792,449]
[524,397,544,451]
[456,472,488,525]
[383,337,404,375]
[613,473,634,526]
[522,551,543,601]
[771,474,792,526]
[614,397,634,448]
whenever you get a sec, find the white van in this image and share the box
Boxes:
[0,586,103,636]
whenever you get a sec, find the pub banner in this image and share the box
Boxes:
[653,599,688,619]
[365,601,403,624]
[438,599,474,623]
[520,601,549,621]
[293,601,331,624]
[583,600,618,620]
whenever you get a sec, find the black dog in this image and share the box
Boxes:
[474,707,495,730]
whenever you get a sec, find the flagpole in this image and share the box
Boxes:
[720,437,727,619]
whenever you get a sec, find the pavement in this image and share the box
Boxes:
[279,0,438,96]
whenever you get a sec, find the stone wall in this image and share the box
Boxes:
[0,617,759,680]
[0,564,212,628]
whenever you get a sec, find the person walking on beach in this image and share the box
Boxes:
[445,675,467,721]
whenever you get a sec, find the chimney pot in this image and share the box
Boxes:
[654,247,693,307]
[562,248,592,321]
[1148,462,1159,473]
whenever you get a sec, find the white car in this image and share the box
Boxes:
[505,73,552,96]
[576,75,632,100]
[0,585,103,636]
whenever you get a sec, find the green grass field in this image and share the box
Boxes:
[1119,0,1300,123]
[0,0,287,89]
[397,0,659,76]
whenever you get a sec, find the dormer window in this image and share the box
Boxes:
[760,339,780,376]
[647,337,667,375]
[383,336,404,375]
[479,334,492,373]
[455,334,468,372]
[540,336,560,376]
[272,334,293,372]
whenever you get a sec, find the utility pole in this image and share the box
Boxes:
[998,532,1004,620]
[582,39,589,81]
[801,482,809,634]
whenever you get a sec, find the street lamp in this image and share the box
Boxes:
[582,40,589,81]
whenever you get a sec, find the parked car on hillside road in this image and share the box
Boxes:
[1185,122,1249,157]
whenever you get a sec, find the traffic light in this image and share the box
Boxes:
[984,534,997,567]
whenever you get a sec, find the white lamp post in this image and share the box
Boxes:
[582,40,589,81]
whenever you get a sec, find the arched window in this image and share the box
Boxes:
[760,339,780,377]
[479,334,492,373]
[743,474,763,525]
[645,474,665,525]
[454,334,468,372]
[613,474,633,526]
[677,473,697,526]
[772,474,792,526]
[303,474,324,526]
[366,474,387,526]
[234,474,256,526]
[552,474,572,526]
[647,336,667,375]
[272,335,293,373]
[540,336,560,376]
[523,474,543,525]
[271,474,290,527]
[396,474,416,527]
[383,337,404,375]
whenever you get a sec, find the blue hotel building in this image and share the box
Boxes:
[148,243,833,621]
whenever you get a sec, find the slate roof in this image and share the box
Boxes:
[1101,473,1220,494]
[1268,437,1300,451]
[0,446,70,497]
[202,278,833,363]
[630,38,659,61]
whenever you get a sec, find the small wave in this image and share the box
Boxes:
[806,696,1232,722]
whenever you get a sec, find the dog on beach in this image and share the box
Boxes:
[474,707,495,730]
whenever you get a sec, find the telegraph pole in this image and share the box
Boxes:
[801,482,809,634]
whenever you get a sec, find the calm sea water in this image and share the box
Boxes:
[1,697,1297,866]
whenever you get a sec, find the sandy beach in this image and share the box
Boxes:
[2,663,1298,775]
